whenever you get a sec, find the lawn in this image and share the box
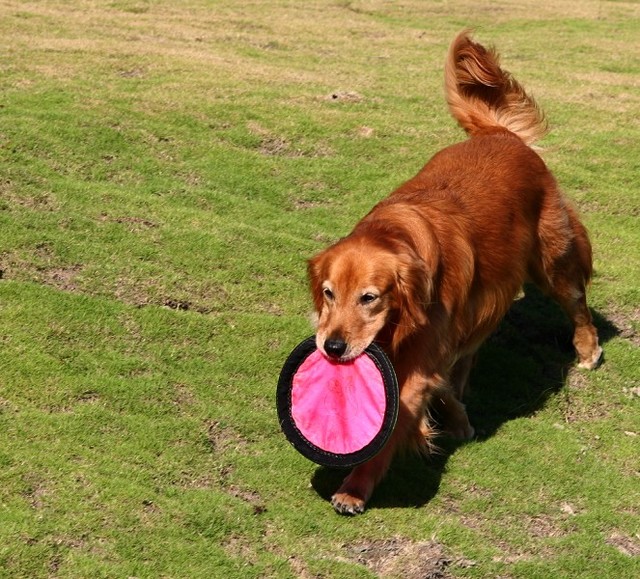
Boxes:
[0,1,638,577]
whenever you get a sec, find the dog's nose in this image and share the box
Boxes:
[324,339,347,359]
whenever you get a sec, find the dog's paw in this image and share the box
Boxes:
[445,422,475,441]
[577,346,603,370]
[331,492,366,516]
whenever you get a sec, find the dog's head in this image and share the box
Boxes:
[308,235,435,361]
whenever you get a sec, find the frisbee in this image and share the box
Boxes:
[276,336,399,468]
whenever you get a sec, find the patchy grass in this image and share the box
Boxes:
[0,1,638,577]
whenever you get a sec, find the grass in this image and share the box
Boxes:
[0,0,639,577]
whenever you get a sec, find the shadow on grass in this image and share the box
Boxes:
[311,285,619,511]
[311,450,449,511]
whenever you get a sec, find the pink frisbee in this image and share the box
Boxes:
[277,336,399,468]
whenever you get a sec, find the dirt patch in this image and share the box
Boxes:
[172,382,196,410]
[345,537,463,579]
[355,125,375,138]
[566,368,589,390]
[227,485,267,515]
[99,213,157,231]
[206,420,250,455]
[259,302,284,316]
[291,198,327,210]
[142,499,159,514]
[289,180,335,211]
[259,135,291,156]
[43,264,84,293]
[560,390,613,423]
[623,387,640,400]
[257,135,333,158]
[326,90,364,103]
[177,471,218,490]
[286,555,315,579]
[110,272,218,313]
[162,298,212,314]
[525,514,570,539]
[605,306,640,347]
[1,188,60,212]
[177,422,245,491]
[222,534,259,565]
[22,475,49,510]
[247,120,332,158]
[261,524,316,579]
[0,246,83,294]
[77,390,101,404]
[606,532,640,557]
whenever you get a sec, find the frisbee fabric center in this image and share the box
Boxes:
[290,349,386,454]
[277,335,399,468]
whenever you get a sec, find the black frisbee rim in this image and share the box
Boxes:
[276,336,399,468]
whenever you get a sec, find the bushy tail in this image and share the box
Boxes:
[444,30,548,146]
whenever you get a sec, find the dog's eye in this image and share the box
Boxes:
[360,293,378,305]
[323,287,334,301]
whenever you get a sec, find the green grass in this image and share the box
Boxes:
[1,1,639,577]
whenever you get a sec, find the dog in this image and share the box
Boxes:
[307,30,602,515]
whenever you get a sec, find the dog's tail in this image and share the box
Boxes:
[444,30,548,146]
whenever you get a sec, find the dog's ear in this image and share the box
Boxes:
[391,250,434,351]
[307,253,325,313]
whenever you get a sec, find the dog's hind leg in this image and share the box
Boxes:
[532,199,603,369]
[547,276,602,369]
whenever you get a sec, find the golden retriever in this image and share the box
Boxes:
[307,30,602,515]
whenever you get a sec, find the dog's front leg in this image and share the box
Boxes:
[330,440,397,515]
[331,372,434,515]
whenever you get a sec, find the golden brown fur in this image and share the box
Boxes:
[307,31,602,515]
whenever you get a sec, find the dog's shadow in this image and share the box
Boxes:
[311,285,618,511]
